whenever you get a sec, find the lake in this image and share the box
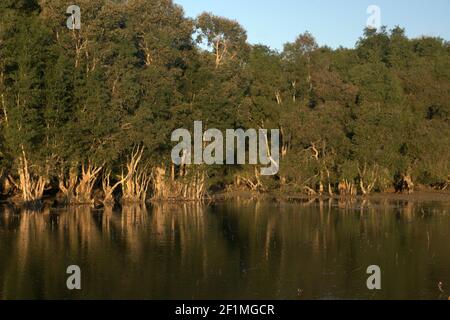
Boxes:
[0,197,449,300]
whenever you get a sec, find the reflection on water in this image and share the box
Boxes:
[0,199,449,300]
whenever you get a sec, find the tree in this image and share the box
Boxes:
[196,12,248,69]
[283,32,318,106]
[1,1,449,201]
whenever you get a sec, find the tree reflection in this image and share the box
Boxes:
[0,200,448,299]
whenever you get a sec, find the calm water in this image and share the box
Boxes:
[0,198,449,300]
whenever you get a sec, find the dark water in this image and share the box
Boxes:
[0,198,449,300]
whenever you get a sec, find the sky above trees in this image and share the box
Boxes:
[174,0,450,50]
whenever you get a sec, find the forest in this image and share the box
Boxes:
[0,0,449,207]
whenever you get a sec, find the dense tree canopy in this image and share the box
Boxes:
[0,0,449,204]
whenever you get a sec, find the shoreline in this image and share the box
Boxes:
[211,189,450,204]
[1,189,449,209]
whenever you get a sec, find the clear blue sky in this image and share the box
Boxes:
[173,0,450,50]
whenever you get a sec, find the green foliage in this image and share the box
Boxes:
[0,2,448,194]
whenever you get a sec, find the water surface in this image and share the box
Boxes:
[0,198,449,300]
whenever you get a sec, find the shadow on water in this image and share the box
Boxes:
[0,199,449,300]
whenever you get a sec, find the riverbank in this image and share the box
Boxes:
[211,189,450,204]
[1,189,449,209]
